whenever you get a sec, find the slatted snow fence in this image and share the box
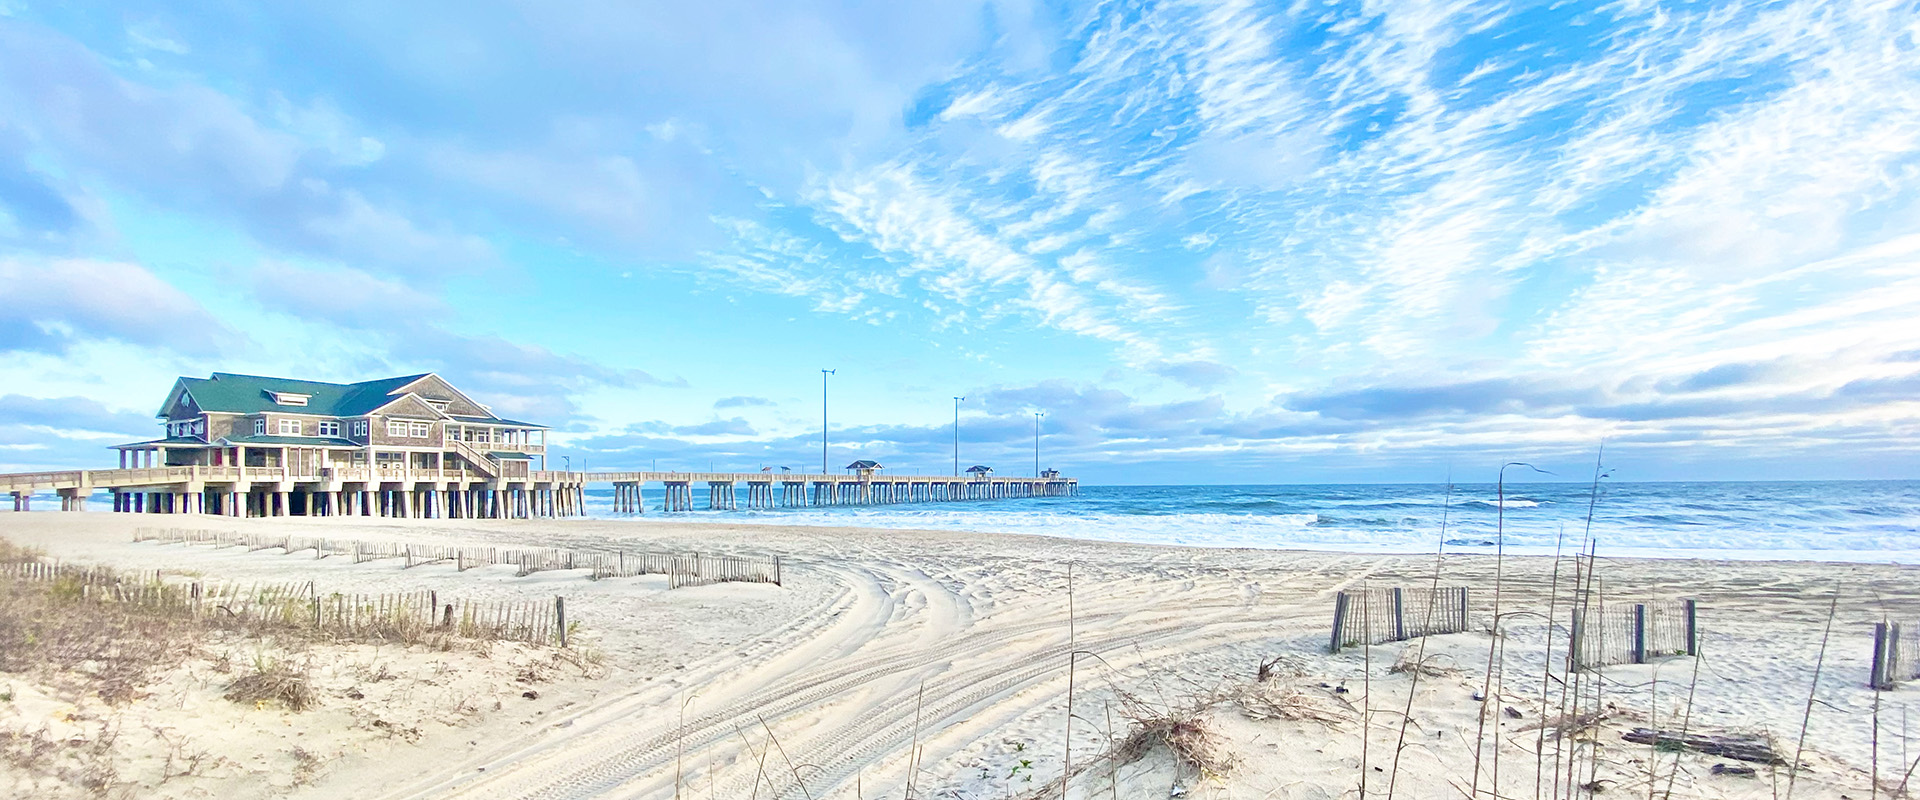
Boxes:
[1329,586,1472,652]
[1870,621,1919,690]
[1570,598,1697,669]
[0,558,564,645]
[133,527,782,587]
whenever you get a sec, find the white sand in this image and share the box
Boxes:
[2,512,1916,800]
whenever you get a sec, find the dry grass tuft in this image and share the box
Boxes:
[1104,684,1240,781]
[0,572,205,705]
[1387,648,1459,678]
[0,539,42,564]
[1232,681,1352,726]
[222,654,315,711]
[1111,709,1234,779]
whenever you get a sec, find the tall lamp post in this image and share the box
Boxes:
[952,396,965,476]
[821,369,836,474]
[1033,411,1044,477]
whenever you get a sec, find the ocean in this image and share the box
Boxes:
[580,480,1920,563]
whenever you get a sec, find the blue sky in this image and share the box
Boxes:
[1,0,1917,484]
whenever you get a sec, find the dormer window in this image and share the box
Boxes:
[425,400,450,412]
[267,391,311,406]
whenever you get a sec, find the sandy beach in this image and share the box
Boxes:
[2,512,1916,800]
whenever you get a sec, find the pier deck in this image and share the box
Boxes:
[0,467,1076,518]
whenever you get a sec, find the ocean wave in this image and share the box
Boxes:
[1461,499,1542,508]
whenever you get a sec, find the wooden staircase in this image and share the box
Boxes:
[450,439,500,478]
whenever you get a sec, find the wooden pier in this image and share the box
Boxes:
[0,466,1076,519]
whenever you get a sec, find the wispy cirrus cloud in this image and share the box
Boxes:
[2,0,1918,480]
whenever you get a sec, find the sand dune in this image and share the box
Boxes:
[2,513,1915,799]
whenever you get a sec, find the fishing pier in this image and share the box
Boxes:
[0,370,1076,519]
[0,467,1077,519]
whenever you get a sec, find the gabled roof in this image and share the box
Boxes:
[159,373,536,425]
[965,465,993,473]
[845,460,882,470]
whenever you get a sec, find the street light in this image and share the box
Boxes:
[562,455,570,472]
[952,396,965,476]
[1033,411,1044,477]
[821,369,836,473]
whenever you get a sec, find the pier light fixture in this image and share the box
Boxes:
[821,369,836,474]
[952,396,965,476]
[1033,411,1044,477]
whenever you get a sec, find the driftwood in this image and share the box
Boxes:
[1621,728,1783,765]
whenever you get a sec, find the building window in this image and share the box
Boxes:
[254,418,266,435]
[388,420,408,437]
[278,419,301,435]
[352,420,368,437]
[318,421,340,437]
[409,421,431,438]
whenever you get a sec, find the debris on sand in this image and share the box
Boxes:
[1621,728,1783,764]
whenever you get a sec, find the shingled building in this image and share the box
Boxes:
[104,372,577,517]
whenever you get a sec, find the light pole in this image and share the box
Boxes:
[952,396,965,476]
[821,369,835,473]
[1033,411,1044,477]
[562,455,570,473]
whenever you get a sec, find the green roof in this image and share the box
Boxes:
[174,372,427,418]
[488,451,534,460]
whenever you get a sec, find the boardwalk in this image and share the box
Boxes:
[0,466,1076,518]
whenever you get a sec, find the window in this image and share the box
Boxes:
[387,420,409,437]
[409,421,431,438]
[475,428,492,443]
[352,420,368,437]
[268,392,310,406]
[278,419,301,435]
[254,418,266,435]
[317,421,340,437]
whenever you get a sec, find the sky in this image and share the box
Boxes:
[1,0,1917,485]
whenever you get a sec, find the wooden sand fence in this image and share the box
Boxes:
[1329,586,1471,652]
[134,527,782,587]
[0,557,568,646]
[1870,621,1919,690]
[1569,597,1697,670]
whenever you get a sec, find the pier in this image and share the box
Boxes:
[0,467,1076,519]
